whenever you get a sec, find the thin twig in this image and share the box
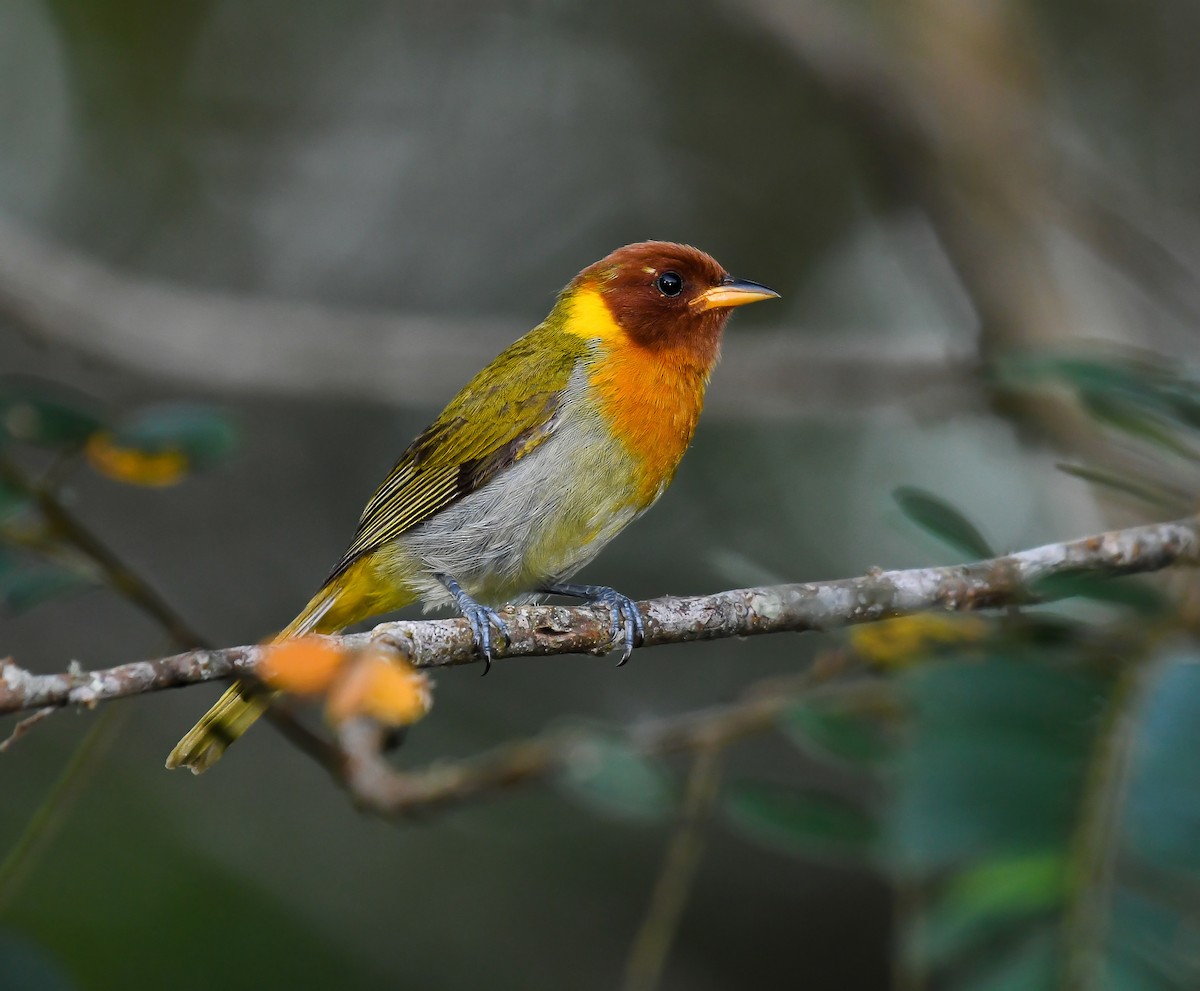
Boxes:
[331,669,850,819]
[0,706,125,913]
[0,706,57,752]
[622,745,725,991]
[0,453,209,649]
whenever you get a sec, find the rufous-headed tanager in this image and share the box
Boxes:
[167,241,778,772]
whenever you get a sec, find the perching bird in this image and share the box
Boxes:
[167,241,778,773]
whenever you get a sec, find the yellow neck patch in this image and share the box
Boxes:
[561,285,626,344]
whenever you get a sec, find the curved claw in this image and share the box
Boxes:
[604,590,644,667]
[437,573,510,676]
[539,582,645,665]
[463,602,510,676]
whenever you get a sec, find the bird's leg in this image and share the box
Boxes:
[539,582,645,665]
[435,573,510,675]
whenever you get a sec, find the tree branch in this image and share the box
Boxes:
[0,212,980,419]
[2,515,1195,718]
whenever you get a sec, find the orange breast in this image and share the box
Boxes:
[564,288,713,507]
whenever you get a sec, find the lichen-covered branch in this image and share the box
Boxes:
[2,515,1196,718]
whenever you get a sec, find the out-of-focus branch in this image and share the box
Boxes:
[2,515,1195,719]
[0,212,982,418]
[0,453,209,649]
[622,744,725,991]
[334,666,853,819]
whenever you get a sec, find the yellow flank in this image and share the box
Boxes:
[567,288,710,507]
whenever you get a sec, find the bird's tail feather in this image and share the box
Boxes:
[164,585,342,774]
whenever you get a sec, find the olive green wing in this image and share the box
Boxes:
[326,326,588,581]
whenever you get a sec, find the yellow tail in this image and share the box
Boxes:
[166,582,347,774]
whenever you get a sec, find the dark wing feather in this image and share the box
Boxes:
[326,326,587,581]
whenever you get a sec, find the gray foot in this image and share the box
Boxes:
[436,573,510,675]
[540,582,645,665]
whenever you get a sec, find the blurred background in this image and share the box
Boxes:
[2,1,1200,988]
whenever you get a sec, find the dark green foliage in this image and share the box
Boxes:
[1055,463,1189,512]
[782,701,890,767]
[554,728,676,822]
[0,380,104,449]
[1002,355,1200,461]
[893,486,997,560]
[892,657,1107,868]
[724,781,878,861]
[891,646,1200,990]
[1121,649,1200,876]
[0,552,93,613]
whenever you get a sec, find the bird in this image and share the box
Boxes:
[166,241,779,773]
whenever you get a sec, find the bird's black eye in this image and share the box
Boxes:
[655,271,683,297]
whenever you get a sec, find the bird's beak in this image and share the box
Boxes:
[689,276,781,311]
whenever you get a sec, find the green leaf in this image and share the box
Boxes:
[1105,891,1200,991]
[1000,354,1200,441]
[0,560,94,613]
[919,852,1066,967]
[725,782,878,860]
[1055,462,1188,512]
[962,930,1057,991]
[1036,357,1166,404]
[0,929,77,991]
[890,658,1107,869]
[1080,393,1200,463]
[1123,648,1200,875]
[0,380,104,448]
[1161,383,1200,430]
[556,731,675,823]
[0,480,31,526]
[782,703,890,767]
[892,486,996,560]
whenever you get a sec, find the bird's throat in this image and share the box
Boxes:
[565,287,714,508]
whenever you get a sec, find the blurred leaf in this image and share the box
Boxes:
[1122,647,1200,876]
[893,487,996,560]
[1002,355,1200,451]
[0,558,94,613]
[0,379,104,449]
[1055,462,1188,512]
[0,929,78,991]
[890,658,1106,868]
[782,702,890,766]
[1031,571,1169,617]
[1019,356,1167,404]
[556,731,675,823]
[1104,890,1200,991]
[944,852,1066,919]
[1160,382,1200,430]
[1079,393,1200,463]
[919,853,1065,967]
[725,782,877,860]
[956,930,1057,991]
[0,479,31,525]
[86,403,237,486]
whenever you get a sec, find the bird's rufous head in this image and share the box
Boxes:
[571,241,779,360]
